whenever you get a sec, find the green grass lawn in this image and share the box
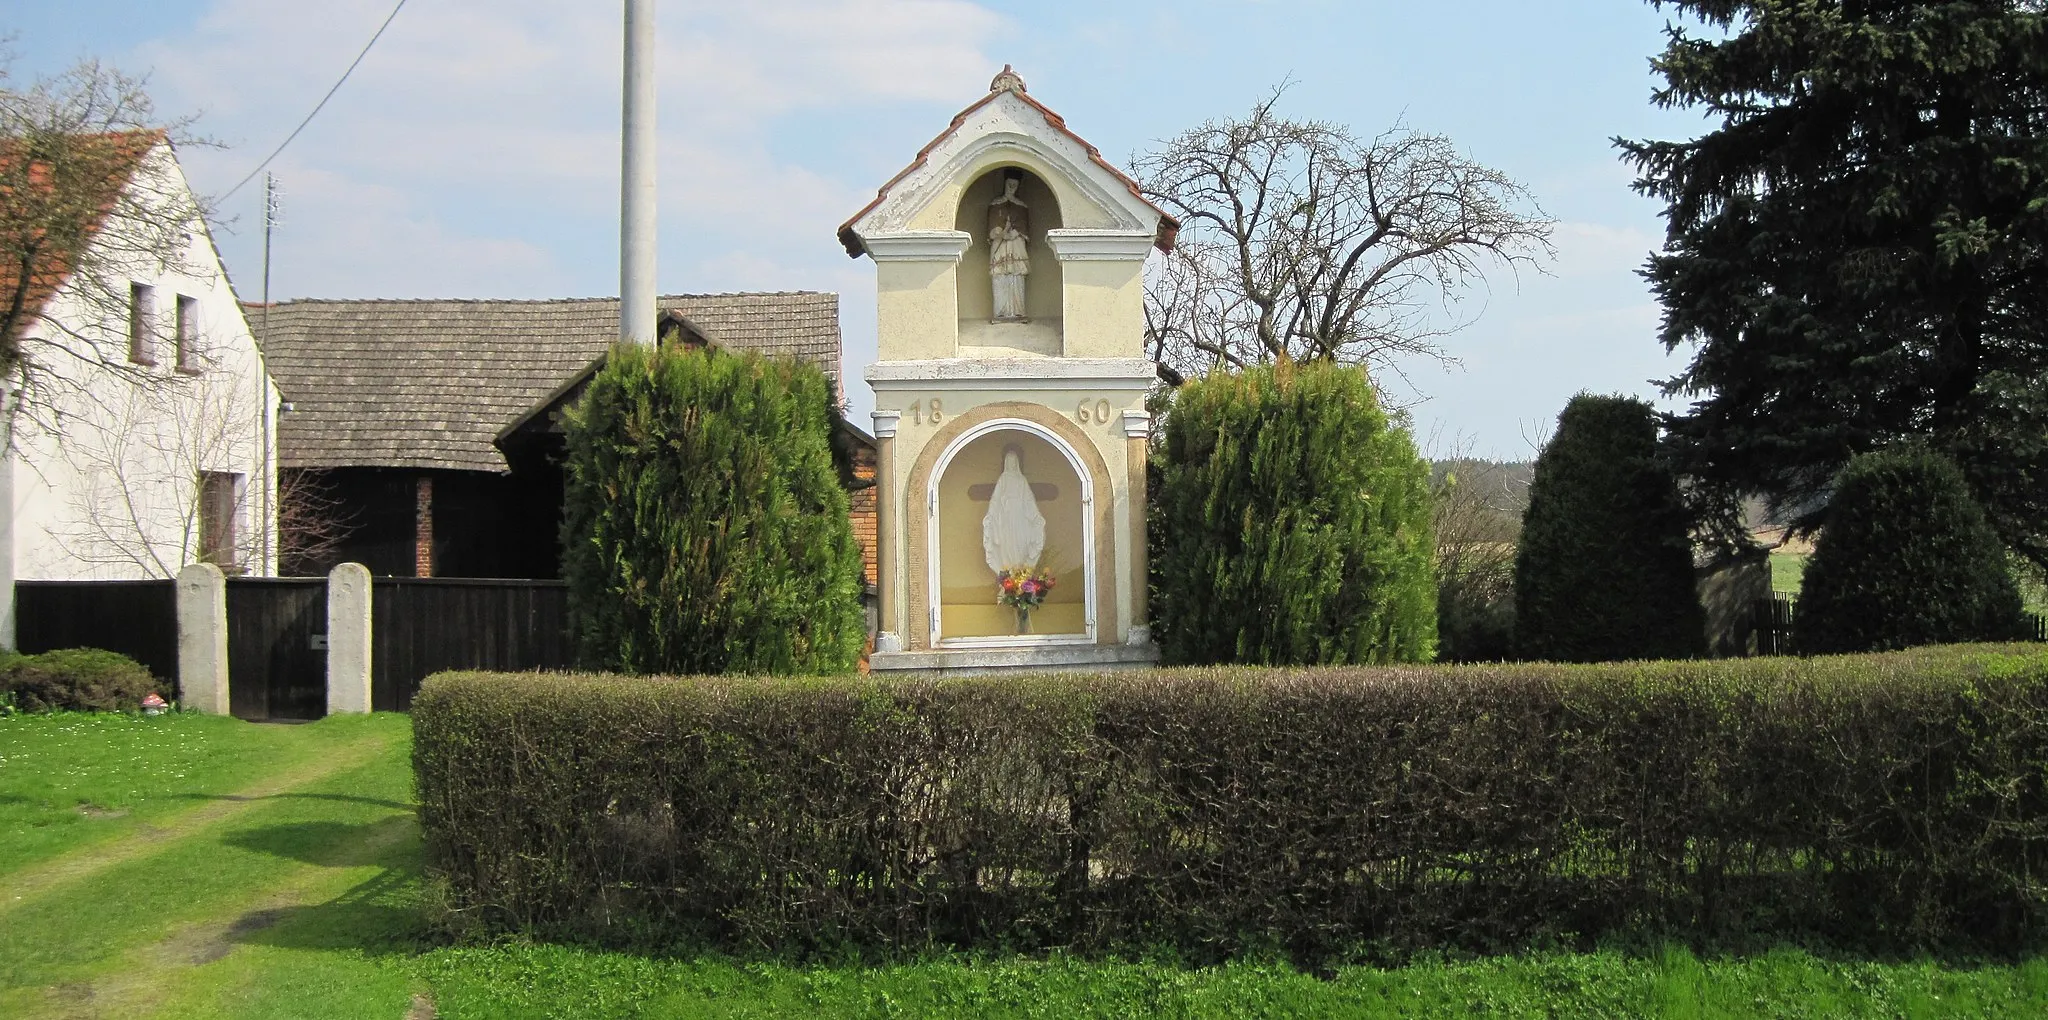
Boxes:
[1770,551,1807,597]
[5,711,2048,1018]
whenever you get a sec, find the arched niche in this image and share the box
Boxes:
[955,166,1063,355]
[928,420,1094,645]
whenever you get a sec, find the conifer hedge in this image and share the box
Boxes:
[415,646,2048,961]
[1152,361,1436,665]
[1796,448,2028,654]
[558,342,864,675]
[1514,394,1703,662]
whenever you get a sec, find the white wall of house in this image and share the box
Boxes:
[3,142,278,597]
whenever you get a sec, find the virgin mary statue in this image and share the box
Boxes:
[982,446,1046,574]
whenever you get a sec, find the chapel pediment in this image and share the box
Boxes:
[837,67,1178,257]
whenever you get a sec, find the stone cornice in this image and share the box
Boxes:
[1045,229,1157,262]
[860,231,973,262]
[866,357,1158,391]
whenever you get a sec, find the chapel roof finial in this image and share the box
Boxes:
[989,65,1026,94]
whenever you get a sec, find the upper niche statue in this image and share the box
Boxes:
[988,174,1030,321]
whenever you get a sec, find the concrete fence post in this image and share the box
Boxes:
[175,563,229,714]
[327,562,373,715]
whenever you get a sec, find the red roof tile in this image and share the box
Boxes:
[0,130,163,344]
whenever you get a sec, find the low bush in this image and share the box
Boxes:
[415,647,2048,962]
[1797,448,2029,654]
[1,648,160,713]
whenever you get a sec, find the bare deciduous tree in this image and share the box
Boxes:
[0,52,211,435]
[53,363,261,577]
[1135,89,1556,381]
[277,468,357,576]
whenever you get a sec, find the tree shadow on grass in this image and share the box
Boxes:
[172,791,412,811]
[224,816,416,868]
[219,816,431,958]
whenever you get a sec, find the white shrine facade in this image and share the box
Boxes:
[841,67,1177,674]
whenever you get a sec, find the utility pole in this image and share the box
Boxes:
[619,0,657,344]
[261,173,282,573]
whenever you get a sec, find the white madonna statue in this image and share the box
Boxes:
[987,175,1030,321]
[982,446,1045,573]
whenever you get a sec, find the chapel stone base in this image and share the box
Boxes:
[869,642,1159,677]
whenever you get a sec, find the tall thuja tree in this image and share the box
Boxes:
[1514,394,1703,662]
[1153,360,1435,665]
[1796,447,2027,654]
[1620,0,2048,567]
[560,342,864,675]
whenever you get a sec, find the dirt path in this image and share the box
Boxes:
[0,726,402,917]
[48,811,420,1020]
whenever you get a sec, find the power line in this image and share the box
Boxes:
[219,0,409,202]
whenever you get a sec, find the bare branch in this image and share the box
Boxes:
[1135,91,1556,384]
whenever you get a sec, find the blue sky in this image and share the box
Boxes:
[13,0,1710,459]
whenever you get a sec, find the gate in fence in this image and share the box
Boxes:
[226,576,329,721]
[371,578,571,711]
[15,580,179,687]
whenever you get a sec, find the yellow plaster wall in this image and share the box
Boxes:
[1057,259,1146,359]
[875,260,959,362]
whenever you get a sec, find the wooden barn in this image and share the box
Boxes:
[251,293,876,583]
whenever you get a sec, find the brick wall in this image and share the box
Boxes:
[849,441,878,587]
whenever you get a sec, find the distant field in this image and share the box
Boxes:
[1770,551,1807,597]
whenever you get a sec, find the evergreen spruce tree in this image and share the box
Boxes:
[1620,0,2048,569]
[1795,447,2027,654]
[1514,394,1704,662]
[559,342,865,675]
[1152,361,1436,666]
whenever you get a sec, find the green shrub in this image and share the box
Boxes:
[1,648,159,713]
[559,342,865,675]
[1514,394,1703,661]
[414,646,2048,962]
[1152,361,1436,665]
[1796,448,2028,654]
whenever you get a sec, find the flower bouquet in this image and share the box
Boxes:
[996,566,1056,634]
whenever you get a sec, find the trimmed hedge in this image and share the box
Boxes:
[1,648,160,713]
[415,648,2048,961]
[1152,360,1436,665]
[1797,448,2029,654]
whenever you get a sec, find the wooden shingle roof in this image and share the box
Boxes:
[253,292,840,473]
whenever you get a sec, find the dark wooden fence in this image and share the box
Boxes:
[371,578,571,711]
[226,577,329,721]
[15,580,179,689]
[1752,596,2047,655]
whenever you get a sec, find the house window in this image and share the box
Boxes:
[128,282,157,366]
[175,295,199,372]
[199,471,242,572]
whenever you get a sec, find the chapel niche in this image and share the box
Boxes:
[954,166,1062,356]
[933,426,1089,643]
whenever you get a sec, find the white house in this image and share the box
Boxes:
[0,131,279,642]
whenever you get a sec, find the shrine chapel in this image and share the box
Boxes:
[839,67,1178,674]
